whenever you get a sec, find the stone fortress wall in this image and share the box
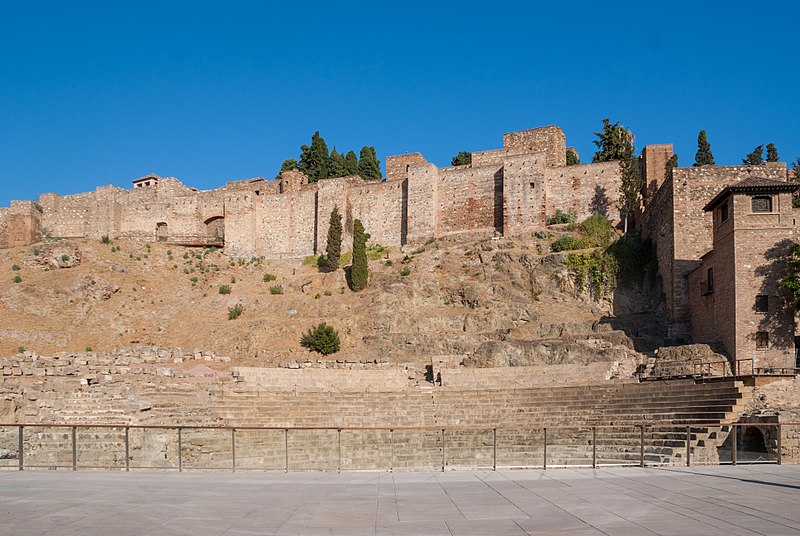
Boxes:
[0,126,623,258]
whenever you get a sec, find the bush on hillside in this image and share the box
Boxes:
[551,236,584,252]
[300,323,341,355]
[546,209,577,225]
[579,214,615,248]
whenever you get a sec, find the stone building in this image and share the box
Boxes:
[0,125,622,258]
[686,178,800,370]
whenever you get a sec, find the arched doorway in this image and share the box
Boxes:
[204,216,224,245]
[741,427,767,453]
[156,222,168,242]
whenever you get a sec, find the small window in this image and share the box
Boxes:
[752,196,772,213]
[756,331,769,349]
[755,295,769,313]
[719,203,728,223]
[406,164,410,172]
[707,268,714,291]
[529,182,536,189]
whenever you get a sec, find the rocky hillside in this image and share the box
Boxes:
[0,231,664,372]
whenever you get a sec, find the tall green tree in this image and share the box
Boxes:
[321,206,343,272]
[591,119,639,232]
[329,147,348,178]
[694,130,715,166]
[345,150,359,175]
[298,131,330,182]
[451,151,472,166]
[592,118,634,163]
[566,148,580,165]
[350,219,368,291]
[357,146,382,181]
[743,145,764,165]
[766,143,779,163]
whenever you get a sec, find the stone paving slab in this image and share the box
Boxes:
[0,465,799,535]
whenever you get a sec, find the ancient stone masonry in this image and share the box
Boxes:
[640,162,791,341]
[0,126,622,257]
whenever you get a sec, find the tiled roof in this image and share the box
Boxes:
[703,177,799,211]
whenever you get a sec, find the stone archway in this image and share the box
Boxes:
[204,216,224,245]
[741,427,767,453]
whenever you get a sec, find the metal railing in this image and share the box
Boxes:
[0,422,797,472]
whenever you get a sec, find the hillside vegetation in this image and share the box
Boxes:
[0,229,663,370]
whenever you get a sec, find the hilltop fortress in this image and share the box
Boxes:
[1,124,798,370]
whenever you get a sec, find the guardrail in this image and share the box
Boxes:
[1,422,797,472]
[643,358,799,380]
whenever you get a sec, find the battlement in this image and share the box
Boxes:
[0,125,622,257]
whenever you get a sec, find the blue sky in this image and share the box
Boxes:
[1,1,798,206]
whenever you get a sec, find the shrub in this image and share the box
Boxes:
[551,236,584,252]
[263,273,277,282]
[366,244,388,260]
[579,214,615,248]
[384,259,393,267]
[11,264,20,271]
[228,303,244,320]
[269,285,283,295]
[400,267,411,277]
[564,250,619,298]
[13,275,21,284]
[350,219,368,291]
[100,235,110,244]
[17,346,24,353]
[85,346,93,352]
[219,284,232,295]
[61,254,69,262]
[32,247,39,256]
[300,323,341,355]
[546,209,577,225]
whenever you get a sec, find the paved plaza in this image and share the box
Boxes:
[1,465,800,535]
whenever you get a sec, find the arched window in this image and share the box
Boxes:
[752,196,772,213]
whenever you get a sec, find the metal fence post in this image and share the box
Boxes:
[441,429,445,472]
[640,425,645,467]
[18,425,23,471]
[492,428,497,471]
[732,426,737,466]
[284,429,289,473]
[777,424,782,465]
[178,428,182,472]
[543,428,547,470]
[231,429,236,473]
[71,426,77,471]
[337,429,342,473]
[686,426,691,467]
[592,427,597,469]
[125,427,130,472]
[390,429,394,473]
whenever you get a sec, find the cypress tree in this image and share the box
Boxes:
[350,219,368,291]
[590,118,638,232]
[298,131,330,182]
[322,206,343,272]
[357,146,382,181]
[345,150,358,175]
[766,143,779,163]
[743,145,765,165]
[450,151,472,166]
[566,148,580,165]
[329,147,347,178]
[693,130,715,166]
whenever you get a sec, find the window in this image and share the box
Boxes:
[707,268,714,291]
[752,196,772,213]
[756,331,769,350]
[529,182,536,189]
[719,203,728,223]
[755,295,769,313]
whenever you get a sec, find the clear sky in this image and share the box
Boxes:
[1,1,798,206]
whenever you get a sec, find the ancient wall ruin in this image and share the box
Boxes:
[0,125,623,257]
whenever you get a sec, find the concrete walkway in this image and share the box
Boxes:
[1,466,800,535]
